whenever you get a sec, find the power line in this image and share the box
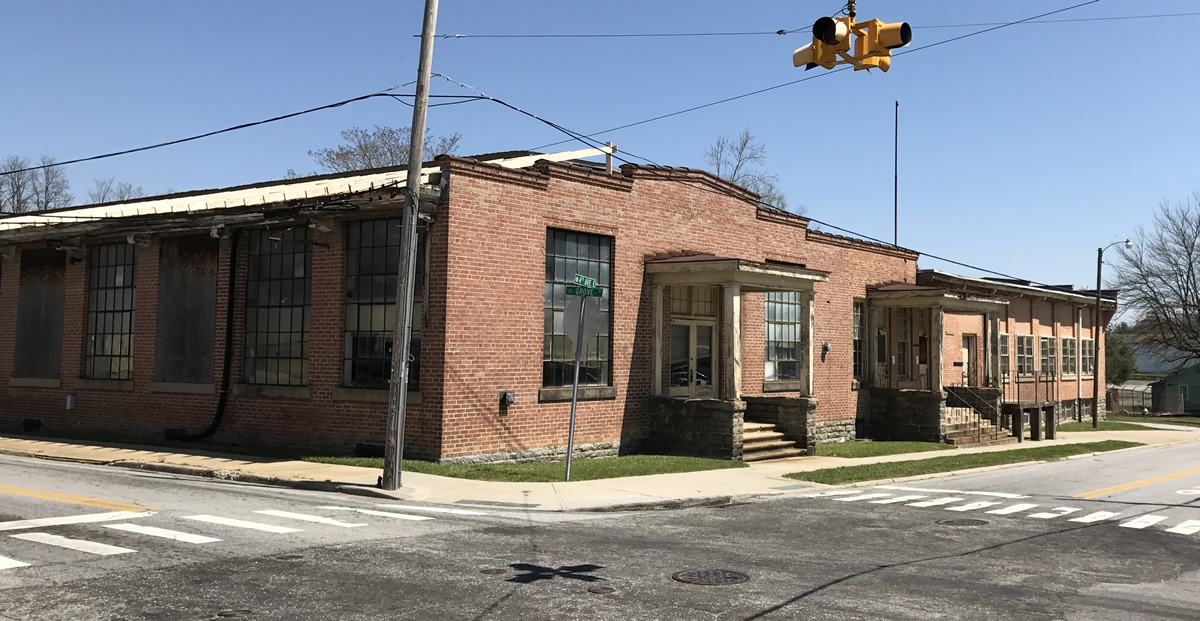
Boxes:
[421,11,1198,40]
[530,0,1098,152]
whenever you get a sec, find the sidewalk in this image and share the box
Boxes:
[1,425,1196,512]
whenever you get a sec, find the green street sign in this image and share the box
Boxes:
[566,285,603,297]
[573,274,597,288]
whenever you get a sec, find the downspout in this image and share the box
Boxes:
[185,229,239,441]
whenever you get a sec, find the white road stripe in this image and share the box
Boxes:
[11,533,134,556]
[0,511,155,532]
[1028,507,1081,519]
[254,510,367,528]
[876,485,1029,499]
[0,556,30,570]
[800,490,864,498]
[1069,511,1122,524]
[986,503,1039,515]
[183,515,301,534]
[318,507,434,521]
[1165,520,1200,535]
[103,523,221,544]
[908,497,964,508]
[375,504,488,516]
[945,501,1001,512]
[833,493,893,502]
[1120,515,1168,530]
[870,495,927,504]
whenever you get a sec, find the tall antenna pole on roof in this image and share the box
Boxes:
[894,100,899,247]
[382,0,439,491]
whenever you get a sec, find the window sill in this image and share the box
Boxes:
[9,378,61,389]
[232,384,311,400]
[539,386,616,403]
[149,382,215,395]
[76,379,135,392]
[332,387,423,405]
[764,380,807,393]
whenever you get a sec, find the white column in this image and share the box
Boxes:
[721,284,742,400]
[931,307,945,392]
[651,286,663,397]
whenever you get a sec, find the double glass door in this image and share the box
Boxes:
[669,322,715,398]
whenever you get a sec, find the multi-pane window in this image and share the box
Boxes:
[543,229,612,387]
[1039,336,1057,379]
[671,285,715,317]
[85,244,137,380]
[896,308,910,378]
[1061,337,1077,375]
[244,229,311,386]
[343,219,423,391]
[852,301,866,379]
[1016,335,1035,377]
[1081,339,1096,376]
[765,292,805,381]
[999,333,1010,381]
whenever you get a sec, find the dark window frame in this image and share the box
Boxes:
[543,228,612,388]
[244,228,311,387]
[852,301,865,379]
[85,243,137,380]
[765,292,804,382]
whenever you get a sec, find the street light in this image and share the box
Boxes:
[1092,239,1133,428]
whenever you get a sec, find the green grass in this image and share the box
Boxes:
[1110,415,1200,428]
[1055,421,1152,432]
[302,454,748,483]
[814,441,953,459]
[785,440,1142,485]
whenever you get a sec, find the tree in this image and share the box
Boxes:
[1113,193,1200,367]
[704,129,803,216]
[307,125,462,173]
[29,156,73,211]
[1105,331,1137,385]
[88,178,146,204]
[0,156,33,213]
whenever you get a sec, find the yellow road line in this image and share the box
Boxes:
[1074,466,1200,500]
[0,484,156,512]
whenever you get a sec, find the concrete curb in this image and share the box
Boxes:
[576,494,745,513]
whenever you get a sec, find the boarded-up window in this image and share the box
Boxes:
[14,249,65,379]
[155,235,218,383]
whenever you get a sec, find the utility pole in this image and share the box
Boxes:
[1092,247,1102,429]
[894,100,899,247]
[382,0,439,491]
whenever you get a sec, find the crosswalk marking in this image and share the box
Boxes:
[1069,511,1122,524]
[1119,515,1168,529]
[945,501,1001,512]
[317,507,433,521]
[908,497,964,508]
[0,511,155,532]
[986,503,1039,515]
[376,504,488,516]
[11,532,134,556]
[183,515,302,534]
[254,510,367,528]
[800,490,864,498]
[876,485,1028,499]
[0,555,30,570]
[1165,520,1200,535]
[103,523,221,544]
[869,495,927,504]
[1028,507,1081,519]
[833,493,892,502]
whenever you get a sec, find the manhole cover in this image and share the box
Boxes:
[672,569,750,585]
[937,519,989,527]
[587,586,616,594]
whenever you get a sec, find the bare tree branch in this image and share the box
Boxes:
[30,155,73,211]
[307,125,461,174]
[703,128,802,216]
[0,155,34,213]
[88,177,146,204]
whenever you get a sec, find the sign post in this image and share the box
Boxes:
[564,274,603,482]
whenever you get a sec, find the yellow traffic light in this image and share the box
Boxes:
[793,17,850,70]
[852,19,912,72]
[791,13,911,72]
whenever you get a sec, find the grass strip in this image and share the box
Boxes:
[786,440,1143,485]
[1055,421,1152,432]
[1109,415,1200,428]
[302,454,747,483]
[814,441,953,459]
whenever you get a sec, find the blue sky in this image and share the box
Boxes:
[2,1,1197,295]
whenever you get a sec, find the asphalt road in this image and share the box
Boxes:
[2,443,1199,620]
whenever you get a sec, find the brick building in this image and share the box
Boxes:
[0,148,1111,462]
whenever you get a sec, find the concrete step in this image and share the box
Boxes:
[742,438,798,452]
[743,422,776,434]
[946,433,1015,446]
[742,447,810,462]
[945,422,1002,433]
[950,436,1020,449]
[742,430,786,443]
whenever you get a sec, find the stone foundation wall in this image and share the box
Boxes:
[744,396,818,452]
[438,440,622,465]
[813,419,856,444]
[867,388,945,443]
[644,397,744,460]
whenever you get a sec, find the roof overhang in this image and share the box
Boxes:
[868,287,1008,313]
[917,269,1117,309]
[646,256,829,292]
